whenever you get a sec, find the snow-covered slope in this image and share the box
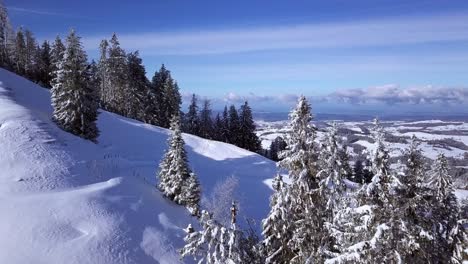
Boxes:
[0,69,276,264]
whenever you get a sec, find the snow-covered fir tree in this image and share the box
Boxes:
[97,39,109,108]
[0,2,15,68]
[316,122,355,260]
[23,29,37,80]
[318,122,349,216]
[428,153,467,263]
[398,135,434,262]
[274,95,325,263]
[151,64,181,128]
[51,30,99,141]
[14,27,26,76]
[106,33,127,115]
[125,51,149,120]
[50,36,65,88]
[157,114,200,215]
[181,208,248,264]
[262,174,295,263]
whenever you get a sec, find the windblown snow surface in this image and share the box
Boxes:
[0,69,276,264]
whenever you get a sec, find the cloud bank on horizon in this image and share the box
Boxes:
[220,85,468,105]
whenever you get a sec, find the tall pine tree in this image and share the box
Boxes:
[238,101,261,152]
[50,36,65,89]
[199,99,213,139]
[106,33,127,114]
[151,64,181,128]
[428,154,467,263]
[228,105,240,145]
[125,51,149,120]
[185,94,200,135]
[51,30,99,142]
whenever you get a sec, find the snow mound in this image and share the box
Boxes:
[0,69,276,264]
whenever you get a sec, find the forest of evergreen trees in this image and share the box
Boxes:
[179,96,467,264]
[0,4,261,152]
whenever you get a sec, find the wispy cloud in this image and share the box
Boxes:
[7,6,88,19]
[82,12,468,55]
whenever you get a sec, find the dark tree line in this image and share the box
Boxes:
[183,94,261,153]
[97,33,181,128]
[0,8,55,89]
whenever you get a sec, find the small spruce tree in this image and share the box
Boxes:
[157,115,200,215]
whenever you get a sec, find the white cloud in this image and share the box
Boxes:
[329,85,468,105]
[82,12,468,55]
[222,92,298,104]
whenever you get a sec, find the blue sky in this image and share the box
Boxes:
[6,0,468,113]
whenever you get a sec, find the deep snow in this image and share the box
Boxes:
[0,69,276,264]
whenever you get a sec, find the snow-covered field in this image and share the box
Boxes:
[257,119,468,161]
[256,116,468,191]
[0,69,277,264]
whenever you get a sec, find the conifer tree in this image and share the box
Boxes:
[151,64,180,128]
[106,33,127,114]
[181,209,247,263]
[398,135,433,262]
[238,101,261,152]
[24,29,37,79]
[157,115,200,215]
[274,95,323,263]
[87,60,100,94]
[278,95,317,184]
[221,106,230,142]
[262,175,294,263]
[125,51,149,120]
[97,39,109,108]
[213,113,224,141]
[268,136,287,161]
[0,2,14,68]
[185,94,200,135]
[351,160,364,183]
[199,99,214,139]
[428,154,467,263]
[164,80,182,127]
[327,119,414,263]
[51,30,99,141]
[14,27,26,76]
[50,36,65,88]
[37,40,52,87]
[318,123,349,219]
[228,105,240,145]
